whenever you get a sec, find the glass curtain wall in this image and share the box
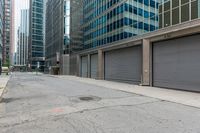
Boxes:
[0,0,3,69]
[82,0,200,50]
[64,0,70,54]
[83,0,159,49]
[30,0,44,69]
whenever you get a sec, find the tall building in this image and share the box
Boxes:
[159,0,200,28]
[10,0,14,65]
[45,0,70,74]
[16,27,20,65]
[2,0,14,66]
[29,0,45,70]
[0,0,4,70]
[82,0,159,50]
[16,9,29,66]
[75,0,200,92]
[69,0,83,75]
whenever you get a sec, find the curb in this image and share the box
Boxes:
[58,75,200,109]
[0,76,10,103]
[0,88,4,102]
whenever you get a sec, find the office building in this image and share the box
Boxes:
[10,0,14,65]
[76,0,200,92]
[45,0,70,74]
[2,0,14,66]
[0,0,3,69]
[69,0,83,75]
[16,27,20,65]
[159,0,200,28]
[82,0,159,50]
[16,9,29,66]
[29,0,45,70]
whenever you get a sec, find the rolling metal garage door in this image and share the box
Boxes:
[81,56,88,77]
[105,45,142,84]
[90,54,98,79]
[153,34,200,92]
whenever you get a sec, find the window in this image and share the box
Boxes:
[164,11,170,27]
[191,1,198,20]
[164,1,170,11]
[181,4,189,22]
[120,32,124,39]
[181,0,189,4]
[172,0,179,8]
[159,5,162,14]
[172,8,179,25]
[158,14,162,28]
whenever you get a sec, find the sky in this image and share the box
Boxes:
[14,0,29,52]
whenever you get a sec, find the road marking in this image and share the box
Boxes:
[51,108,64,113]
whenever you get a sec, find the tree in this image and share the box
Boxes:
[3,59,10,68]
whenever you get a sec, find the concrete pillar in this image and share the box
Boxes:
[87,54,91,78]
[142,39,151,86]
[76,55,81,77]
[98,49,104,80]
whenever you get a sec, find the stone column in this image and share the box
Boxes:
[87,54,91,78]
[142,39,151,86]
[76,55,81,77]
[98,49,104,80]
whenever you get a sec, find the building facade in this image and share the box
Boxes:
[29,0,45,70]
[76,0,200,92]
[2,0,14,66]
[45,0,70,74]
[80,0,200,51]
[82,0,159,50]
[159,0,200,28]
[16,9,29,66]
[69,0,83,75]
[16,27,20,65]
[0,0,4,70]
[10,0,14,65]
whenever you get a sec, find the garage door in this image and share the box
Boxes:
[81,56,88,77]
[105,45,142,84]
[153,34,200,92]
[90,54,98,79]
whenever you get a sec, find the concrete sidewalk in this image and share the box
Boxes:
[57,75,200,108]
[0,75,10,102]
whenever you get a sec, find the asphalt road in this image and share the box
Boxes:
[0,72,200,133]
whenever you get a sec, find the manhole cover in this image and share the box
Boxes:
[70,96,101,103]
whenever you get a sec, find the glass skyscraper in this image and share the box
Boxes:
[29,0,45,69]
[64,0,70,54]
[82,0,159,49]
[45,0,70,72]
[16,9,29,66]
[69,0,83,75]
[81,0,200,50]
[0,0,3,70]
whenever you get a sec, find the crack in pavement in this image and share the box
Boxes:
[0,99,162,129]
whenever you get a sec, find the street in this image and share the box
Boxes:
[0,73,200,133]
